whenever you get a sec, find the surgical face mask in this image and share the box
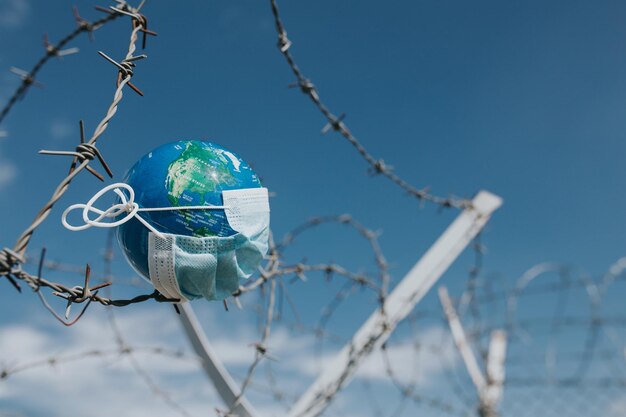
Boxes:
[62,183,270,302]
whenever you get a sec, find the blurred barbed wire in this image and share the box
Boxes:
[7,212,624,417]
[0,2,624,417]
[268,0,471,211]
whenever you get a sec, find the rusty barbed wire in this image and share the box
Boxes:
[277,215,390,295]
[0,1,175,325]
[10,0,146,256]
[0,1,166,318]
[26,254,147,288]
[268,0,472,211]
[226,278,277,416]
[0,3,124,126]
[100,230,196,417]
[8,210,394,416]
[220,213,423,417]
[224,219,380,415]
[5,209,624,417]
[1,3,624,417]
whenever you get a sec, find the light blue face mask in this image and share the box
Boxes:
[61,183,270,302]
[147,188,270,301]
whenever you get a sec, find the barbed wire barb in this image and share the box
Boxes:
[1,4,624,417]
[0,4,123,125]
[268,0,472,210]
[0,1,167,316]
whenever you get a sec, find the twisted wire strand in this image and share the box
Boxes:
[101,230,195,417]
[0,345,197,381]
[226,278,277,416]
[0,2,169,319]
[6,220,625,417]
[0,8,121,125]
[277,215,390,295]
[12,22,142,257]
[2,3,623,417]
[29,255,147,288]
[250,217,402,416]
[211,215,393,415]
[268,0,472,211]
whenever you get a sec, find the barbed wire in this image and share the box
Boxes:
[380,322,465,417]
[3,212,394,414]
[212,215,391,416]
[4,183,624,417]
[0,230,199,417]
[11,251,622,417]
[0,0,472,330]
[268,0,472,211]
[1,3,624,417]
[26,254,147,288]
[431,259,626,417]
[214,211,471,417]
[0,345,196,381]
[100,230,197,417]
[0,1,177,324]
[0,3,123,126]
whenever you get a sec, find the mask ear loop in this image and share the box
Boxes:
[61,182,229,239]
[62,183,138,231]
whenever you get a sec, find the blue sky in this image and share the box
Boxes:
[0,1,625,416]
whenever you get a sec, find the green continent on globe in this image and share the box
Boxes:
[165,141,236,206]
[194,226,215,237]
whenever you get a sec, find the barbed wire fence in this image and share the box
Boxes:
[0,4,119,127]
[4,224,624,417]
[0,1,624,417]
[0,0,173,322]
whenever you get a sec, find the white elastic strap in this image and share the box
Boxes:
[61,182,228,239]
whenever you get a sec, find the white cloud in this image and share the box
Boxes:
[358,327,458,385]
[0,325,49,363]
[282,326,457,386]
[0,0,29,30]
[0,302,459,417]
[0,309,218,417]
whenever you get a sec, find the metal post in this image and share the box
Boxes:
[177,302,260,417]
[439,286,486,391]
[480,330,507,417]
[288,191,503,417]
[439,286,507,417]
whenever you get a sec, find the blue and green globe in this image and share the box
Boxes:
[117,140,262,281]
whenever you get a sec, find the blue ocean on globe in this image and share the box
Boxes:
[117,140,262,280]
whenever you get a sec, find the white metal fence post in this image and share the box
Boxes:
[177,302,260,417]
[439,286,508,417]
[481,330,507,417]
[288,191,502,417]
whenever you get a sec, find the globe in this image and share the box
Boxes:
[117,140,262,281]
